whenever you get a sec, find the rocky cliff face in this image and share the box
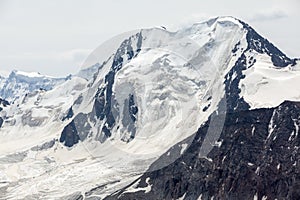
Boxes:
[0,98,9,128]
[107,101,300,200]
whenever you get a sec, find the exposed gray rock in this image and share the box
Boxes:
[31,139,56,151]
[107,101,300,200]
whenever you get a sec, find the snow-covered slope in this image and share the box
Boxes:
[0,70,70,103]
[0,73,6,91]
[240,55,300,108]
[0,16,299,199]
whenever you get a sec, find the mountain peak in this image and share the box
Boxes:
[0,70,68,102]
[189,16,243,29]
[9,70,54,79]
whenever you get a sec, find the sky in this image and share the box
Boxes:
[0,0,299,77]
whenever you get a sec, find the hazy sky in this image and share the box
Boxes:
[0,0,299,77]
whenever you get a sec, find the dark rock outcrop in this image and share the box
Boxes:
[59,32,143,147]
[107,101,300,200]
[59,120,80,147]
[92,32,142,142]
[0,98,9,128]
[239,20,296,67]
[62,106,74,121]
[0,117,3,128]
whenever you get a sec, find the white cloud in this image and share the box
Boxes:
[169,13,212,31]
[0,49,92,77]
[0,0,299,76]
[248,9,288,22]
[59,49,92,67]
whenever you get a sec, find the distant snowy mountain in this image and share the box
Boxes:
[0,75,5,91]
[0,71,7,91]
[0,70,71,103]
[0,16,299,200]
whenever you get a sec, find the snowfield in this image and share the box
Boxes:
[240,53,300,109]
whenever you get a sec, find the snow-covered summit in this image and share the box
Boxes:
[0,70,70,103]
